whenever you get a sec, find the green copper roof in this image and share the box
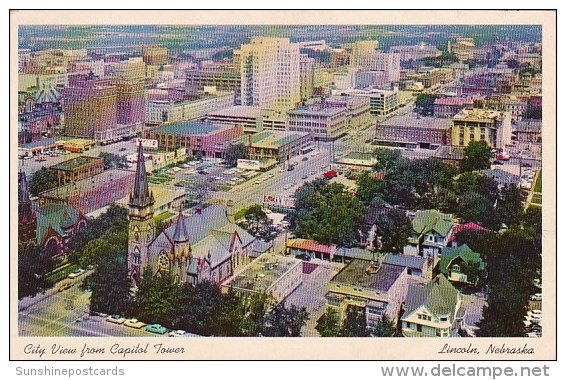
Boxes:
[36,203,80,243]
[439,244,485,274]
[412,209,453,237]
[403,275,460,318]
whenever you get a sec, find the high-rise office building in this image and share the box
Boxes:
[240,37,301,112]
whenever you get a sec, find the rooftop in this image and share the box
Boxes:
[412,209,454,237]
[287,238,336,255]
[208,105,263,119]
[50,155,103,172]
[153,121,221,136]
[250,130,309,149]
[453,108,505,121]
[225,254,301,293]
[331,259,406,293]
[380,113,452,130]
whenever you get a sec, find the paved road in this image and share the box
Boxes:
[18,274,156,337]
[285,260,343,337]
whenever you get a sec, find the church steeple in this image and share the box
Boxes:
[18,170,34,225]
[172,209,190,243]
[129,141,154,208]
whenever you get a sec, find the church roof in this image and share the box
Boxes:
[172,211,190,242]
[163,205,254,247]
[129,142,154,208]
[36,203,81,243]
[35,86,61,103]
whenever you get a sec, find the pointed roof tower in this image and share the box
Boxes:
[129,141,155,208]
[172,209,190,243]
[18,170,35,224]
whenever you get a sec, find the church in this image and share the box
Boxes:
[18,169,87,258]
[127,142,257,287]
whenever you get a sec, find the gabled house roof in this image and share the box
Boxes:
[402,275,460,319]
[412,209,454,237]
[439,244,485,274]
[447,222,487,244]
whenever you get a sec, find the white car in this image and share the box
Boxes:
[106,315,126,324]
[68,269,86,279]
[168,330,187,337]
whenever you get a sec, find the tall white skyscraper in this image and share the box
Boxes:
[240,37,301,112]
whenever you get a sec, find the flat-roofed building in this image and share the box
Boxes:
[433,96,474,118]
[451,108,512,149]
[205,105,287,133]
[514,118,542,143]
[145,91,234,125]
[288,95,371,141]
[222,253,303,303]
[375,113,451,149]
[244,130,313,162]
[49,155,105,185]
[144,120,243,158]
[325,259,413,327]
[240,37,301,112]
[185,68,241,93]
[340,88,399,116]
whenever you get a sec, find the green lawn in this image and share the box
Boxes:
[47,263,79,285]
[534,171,542,193]
[154,211,175,224]
[531,193,542,205]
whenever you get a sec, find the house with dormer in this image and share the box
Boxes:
[400,275,463,337]
[403,209,455,261]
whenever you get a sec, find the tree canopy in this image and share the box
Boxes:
[461,140,493,173]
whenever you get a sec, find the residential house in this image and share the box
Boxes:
[325,259,411,328]
[401,275,463,337]
[404,210,455,260]
[438,244,486,285]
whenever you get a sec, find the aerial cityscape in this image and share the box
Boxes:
[17,24,543,339]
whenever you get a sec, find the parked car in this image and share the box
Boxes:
[68,268,86,279]
[106,315,126,324]
[124,318,146,329]
[296,254,311,261]
[168,330,187,337]
[145,324,168,335]
[301,174,308,180]
[302,156,308,161]
[58,281,73,292]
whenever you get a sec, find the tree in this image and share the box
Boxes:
[29,167,59,196]
[373,148,402,172]
[461,140,493,172]
[98,152,128,169]
[415,94,438,116]
[171,281,224,336]
[263,303,309,337]
[225,143,249,167]
[129,267,182,326]
[89,251,131,315]
[18,245,53,299]
[356,171,386,205]
[315,308,341,337]
[238,204,274,241]
[373,209,413,253]
[371,314,397,337]
[495,184,524,227]
[340,306,369,337]
[457,191,497,229]
[293,181,367,247]
[471,229,540,337]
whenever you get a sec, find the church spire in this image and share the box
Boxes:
[129,141,154,208]
[172,208,190,243]
[18,170,34,224]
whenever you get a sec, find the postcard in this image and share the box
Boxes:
[10,9,556,360]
